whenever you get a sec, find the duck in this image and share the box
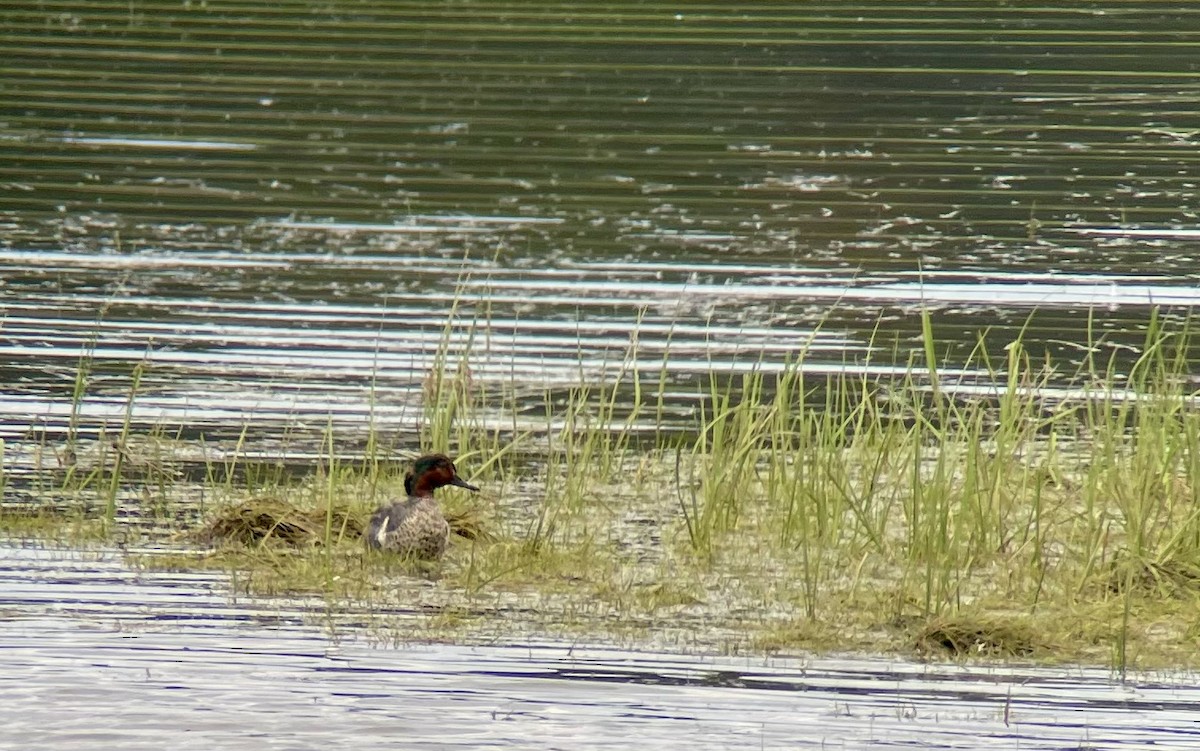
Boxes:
[365,454,479,558]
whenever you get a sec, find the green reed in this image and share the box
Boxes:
[103,359,146,527]
[18,303,1200,668]
[62,331,96,485]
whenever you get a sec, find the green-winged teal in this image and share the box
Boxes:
[365,454,478,558]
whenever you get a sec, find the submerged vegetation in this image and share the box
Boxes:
[5,308,1200,671]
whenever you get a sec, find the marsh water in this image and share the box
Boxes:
[6,544,1200,750]
[5,1,1200,747]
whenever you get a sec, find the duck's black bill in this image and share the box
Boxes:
[452,477,480,492]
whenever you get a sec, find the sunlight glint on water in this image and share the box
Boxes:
[5,1,1200,746]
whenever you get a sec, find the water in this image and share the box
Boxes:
[6,1,1200,456]
[3,546,1199,750]
[4,3,1200,745]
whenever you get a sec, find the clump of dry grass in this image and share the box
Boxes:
[1107,552,1200,597]
[914,614,1044,658]
[195,496,494,548]
[444,509,496,542]
[195,496,362,546]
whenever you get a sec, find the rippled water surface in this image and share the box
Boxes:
[4,546,1200,750]
[6,1,1200,455]
[5,3,1200,746]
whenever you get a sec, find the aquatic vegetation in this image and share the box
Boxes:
[8,310,1200,670]
[196,495,363,547]
[0,501,106,543]
[914,614,1043,658]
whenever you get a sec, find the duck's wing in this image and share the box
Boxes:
[365,500,413,549]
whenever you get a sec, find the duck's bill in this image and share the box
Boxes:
[451,477,480,492]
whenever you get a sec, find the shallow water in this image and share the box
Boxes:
[6,1,1200,462]
[3,546,1199,750]
[5,5,1200,745]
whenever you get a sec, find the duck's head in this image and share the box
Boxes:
[405,454,479,497]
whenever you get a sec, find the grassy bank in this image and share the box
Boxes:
[5,310,1200,671]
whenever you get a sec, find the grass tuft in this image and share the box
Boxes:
[914,614,1045,658]
[10,307,1200,668]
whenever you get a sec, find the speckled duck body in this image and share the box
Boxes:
[366,495,452,559]
[365,454,478,559]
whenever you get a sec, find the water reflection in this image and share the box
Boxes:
[5,4,1200,744]
[8,0,1200,463]
[3,234,1197,467]
[1,546,1197,750]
